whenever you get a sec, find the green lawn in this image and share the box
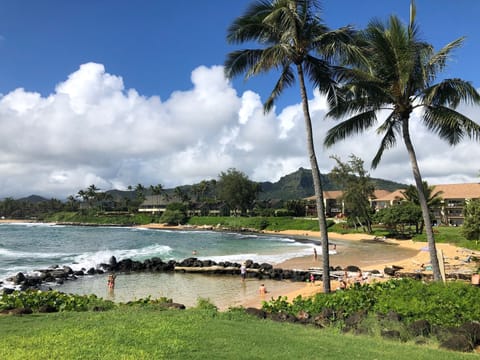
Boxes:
[0,307,472,360]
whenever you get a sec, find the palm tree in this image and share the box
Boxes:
[401,181,443,233]
[134,183,146,202]
[76,189,88,202]
[150,184,165,196]
[225,0,358,292]
[324,1,480,281]
[401,181,443,208]
[66,195,79,211]
[174,186,190,203]
[86,184,100,201]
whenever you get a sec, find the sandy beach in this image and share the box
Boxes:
[262,229,478,305]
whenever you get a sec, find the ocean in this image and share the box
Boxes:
[0,222,315,308]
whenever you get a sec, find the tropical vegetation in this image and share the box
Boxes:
[329,154,375,233]
[462,199,480,243]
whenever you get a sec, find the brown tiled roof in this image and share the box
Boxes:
[305,190,343,201]
[373,189,406,201]
[371,189,391,199]
[305,183,480,202]
[323,190,343,199]
[370,183,480,202]
[432,183,480,200]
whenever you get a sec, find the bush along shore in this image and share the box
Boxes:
[258,279,480,353]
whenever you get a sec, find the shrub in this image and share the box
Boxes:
[262,279,480,328]
[0,290,115,313]
[160,209,187,225]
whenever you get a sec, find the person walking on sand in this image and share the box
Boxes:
[313,248,317,261]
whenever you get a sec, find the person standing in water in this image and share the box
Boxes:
[107,273,116,290]
[240,262,247,282]
[259,283,267,296]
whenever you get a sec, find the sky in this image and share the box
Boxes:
[0,0,479,199]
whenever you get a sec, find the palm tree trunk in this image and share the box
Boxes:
[297,64,331,293]
[402,120,442,281]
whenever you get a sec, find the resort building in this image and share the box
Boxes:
[313,183,480,226]
[138,195,177,215]
[138,195,229,216]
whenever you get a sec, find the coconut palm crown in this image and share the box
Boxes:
[225,0,358,292]
[324,2,480,280]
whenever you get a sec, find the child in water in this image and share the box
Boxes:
[259,283,267,296]
[107,273,116,289]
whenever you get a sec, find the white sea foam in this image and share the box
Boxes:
[1,222,64,228]
[0,247,69,259]
[201,247,314,265]
[67,244,173,271]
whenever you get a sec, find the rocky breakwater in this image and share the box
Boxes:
[2,256,314,293]
[2,265,82,293]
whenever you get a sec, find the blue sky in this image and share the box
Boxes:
[0,0,479,198]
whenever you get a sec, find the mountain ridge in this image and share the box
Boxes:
[257,167,405,200]
[14,168,407,202]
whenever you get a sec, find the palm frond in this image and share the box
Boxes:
[421,78,480,108]
[422,105,480,145]
[224,49,268,80]
[372,113,399,168]
[226,0,275,44]
[312,25,363,64]
[426,37,465,78]
[303,55,333,89]
[264,66,295,112]
[324,110,378,147]
[326,77,391,119]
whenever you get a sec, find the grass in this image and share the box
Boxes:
[0,306,472,360]
[45,211,156,225]
[413,226,480,251]
[187,216,323,232]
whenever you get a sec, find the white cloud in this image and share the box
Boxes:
[0,62,479,199]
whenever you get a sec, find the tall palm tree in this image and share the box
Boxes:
[134,183,146,202]
[150,184,165,197]
[225,0,358,292]
[324,2,480,281]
